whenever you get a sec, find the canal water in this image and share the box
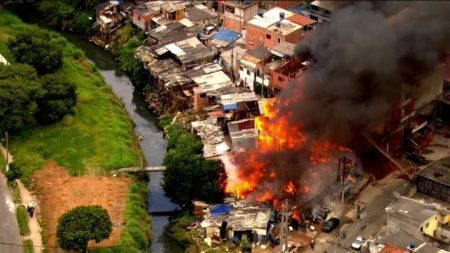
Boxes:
[59,33,182,253]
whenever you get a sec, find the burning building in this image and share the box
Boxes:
[224,1,450,208]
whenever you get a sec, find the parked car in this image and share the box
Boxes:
[322,217,340,232]
[351,236,364,251]
[406,152,426,165]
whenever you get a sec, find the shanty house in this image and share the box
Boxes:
[219,45,247,82]
[416,156,450,203]
[96,1,128,40]
[421,210,450,245]
[308,0,338,23]
[227,118,258,151]
[246,7,302,50]
[192,70,233,110]
[239,47,272,92]
[132,1,164,30]
[219,0,258,33]
[161,2,186,21]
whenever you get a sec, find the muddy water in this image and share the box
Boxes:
[60,33,182,253]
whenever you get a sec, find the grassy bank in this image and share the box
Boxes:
[0,11,151,252]
[0,11,141,184]
[23,239,34,253]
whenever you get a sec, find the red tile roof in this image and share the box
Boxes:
[289,14,316,26]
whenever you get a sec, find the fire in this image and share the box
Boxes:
[225,98,350,206]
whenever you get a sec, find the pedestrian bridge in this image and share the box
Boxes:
[117,166,166,173]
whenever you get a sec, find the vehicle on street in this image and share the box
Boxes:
[322,217,340,232]
[351,236,364,250]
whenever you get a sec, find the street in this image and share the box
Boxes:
[311,173,412,253]
[0,173,23,253]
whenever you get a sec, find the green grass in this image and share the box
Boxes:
[23,239,34,253]
[16,205,30,236]
[0,11,141,184]
[7,180,21,204]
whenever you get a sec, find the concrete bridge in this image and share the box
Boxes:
[117,166,166,173]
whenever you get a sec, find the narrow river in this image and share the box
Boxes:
[60,34,182,253]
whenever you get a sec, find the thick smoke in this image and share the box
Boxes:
[232,1,450,201]
[281,1,450,144]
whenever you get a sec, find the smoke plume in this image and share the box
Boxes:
[282,1,450,144]
[230,1,450,201]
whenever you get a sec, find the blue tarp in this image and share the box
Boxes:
[210,204,233,216]
[223,103,238,111]
[213,28,240,43]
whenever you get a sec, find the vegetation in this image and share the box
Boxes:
[16,204,30,236]
[167,213,195,249]
[57,205,112,252]
[117,181,151,252]
[0,11,141,184]
[162,124,226,208]
[0,64,42,132]
[112,24,152,91]
[23,239,34,253]
[36,74,77,124]
[6,163,22,182]
[8,180,22,204]
[8,31,63,74]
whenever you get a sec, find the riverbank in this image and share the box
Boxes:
[0,10,151,252]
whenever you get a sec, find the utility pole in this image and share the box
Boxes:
[4,131,9,172]
[280,199,291,252]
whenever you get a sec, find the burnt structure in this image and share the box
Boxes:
[415,156,450,203]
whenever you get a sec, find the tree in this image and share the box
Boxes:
[0,64,43,132]
[56,205,112,252]
[162,124,226,208]
[36,74,77,124]
[8,31,63,75]
[6,163,22,181]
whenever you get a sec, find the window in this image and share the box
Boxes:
[200,93,206,98]
[278,76,285,82]
[278,38,281,43]
[247,70,250,75]
[266,34,271,39]
[239,66,243,71]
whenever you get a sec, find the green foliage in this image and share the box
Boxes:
[36,74,77,124]
[158,117,174,128]
[120,182,151,252]
[8,31,63,74]
[16,205,30,236]
[0,64,42,132]
[6,163,22,181]
[167,213,195,248]
[23,239,34,253]
[7,180,22,204]
[57,205,112,252]
[163,124,226,208]
[113,26,152,90]
[37,1,97,35]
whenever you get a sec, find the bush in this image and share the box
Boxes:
[57,205,112,252]
[6,163,22,182]
[8,30,63,74]
[36,74,77,124]
[23,239,33,253]
[16,205,30,236]
[120,182,151,252]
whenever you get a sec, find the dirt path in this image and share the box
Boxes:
[0,145,13,164]
[17,180,43,253]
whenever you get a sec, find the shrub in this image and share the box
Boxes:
[57,205,112,252]
[6,163,22,182]
[16,205,30,236]
[23,239,33,253]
